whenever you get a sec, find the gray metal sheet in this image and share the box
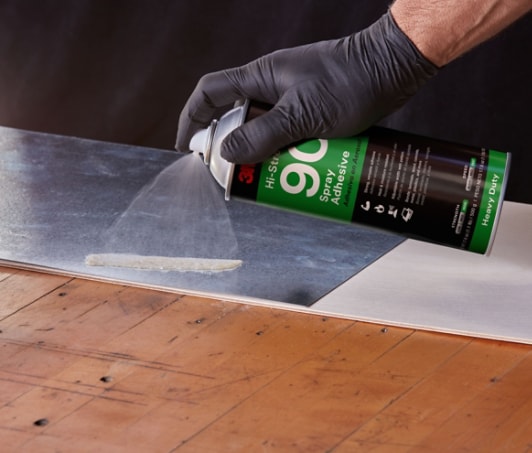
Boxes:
[0,126,403,305]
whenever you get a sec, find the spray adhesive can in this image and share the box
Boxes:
[190,100,510,254]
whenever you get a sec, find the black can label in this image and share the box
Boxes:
[230,127,509,253]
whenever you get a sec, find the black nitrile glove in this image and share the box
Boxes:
[176,10,438,164]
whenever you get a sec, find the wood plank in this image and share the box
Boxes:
[0,269,70,319]
[1,279,178,346]
[489,390,532,452]
[0,266,17,282]
[333,338,530,452]
[0,383,94,446]
[411,350,532,452]
[0,429,32,453]
[0,277,180,449]
[13,299,355,452]
[174,327,466,452]
[1,271,531,452]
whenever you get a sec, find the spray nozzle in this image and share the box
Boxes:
[187,102,249,200]
[189,119,218,165]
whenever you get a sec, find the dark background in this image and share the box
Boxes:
[0,0,530,202]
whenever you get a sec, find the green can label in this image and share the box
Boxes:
[230,127,509,254]
[256,137,368,221]
[469,150,507,252]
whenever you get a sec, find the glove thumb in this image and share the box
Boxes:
[220,107,299,164]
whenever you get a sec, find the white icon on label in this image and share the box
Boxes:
[388,205,398,218]
[401,207,414,222]
[361,201,371,211]
[374,204,385,214]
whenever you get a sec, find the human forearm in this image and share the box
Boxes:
[391,0,532,66]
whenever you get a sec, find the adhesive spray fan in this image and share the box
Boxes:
[189,100,511,254]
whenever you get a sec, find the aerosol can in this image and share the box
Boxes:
[190,100,510,254]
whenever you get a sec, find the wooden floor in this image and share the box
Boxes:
[1,266,531,452]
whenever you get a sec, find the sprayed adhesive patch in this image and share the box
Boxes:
[99,153,239,262]
[85,253,242,272]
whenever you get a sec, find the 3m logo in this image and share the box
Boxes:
[238,164,255,184]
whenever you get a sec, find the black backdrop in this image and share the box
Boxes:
[0,1,530,202]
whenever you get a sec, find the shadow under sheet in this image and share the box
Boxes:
[0,126,403,306]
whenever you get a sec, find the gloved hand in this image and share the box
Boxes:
[176,10,438,164]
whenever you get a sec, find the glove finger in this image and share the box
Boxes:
[220,105,304,164]
[176,71,240,152]
[176,60,278,152]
